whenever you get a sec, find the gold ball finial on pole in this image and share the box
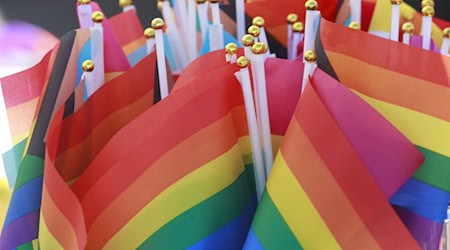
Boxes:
[144,28,156,39]
[251,42,268,55]
[305,0,318,10]
[348,21,361,30]
[91,11,104,23]
[390,0,403,5]
[402,22,414,34]
[252,16,265,27]
[82,60,95,72]
[247,25,261,37]
[443,28,450,39]
[421,0,434,8]
[119,0,133,7]
[237,56,249,68]
[421,6,435,17]
[287,13,298,24]
[304,50,317,63]
[151,18,165,29]
[292,22,304,33]
[242,34,255,47]
[225,43,239,55]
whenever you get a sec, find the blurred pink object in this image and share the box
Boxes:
[0,21,57,77]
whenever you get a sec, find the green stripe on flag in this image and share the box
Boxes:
[138,173,252,249]
[244,163,257,198]
[2,138,27,188]
[253,191,302,250]
[14,155,44,190]
[413,146,450,193]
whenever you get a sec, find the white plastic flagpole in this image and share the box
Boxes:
[152,18,169,99]
[197,0,209,39]
[119,0,136,12]
[187,0,198,62]
[209,0,224,51]
[349,0,361,24]
[401,22,414,45]
[301,50,317,95]
[303,0,320,62]
[242,34,254,59]
[160,0,189,70]
[291,22,304,60]
[174,0,189,35]
[86,11,105,98]
[236,0,245,45]
[287,14,298,60]
[390,0,402,42]
[253,17,271,55]
[77,0,94,28]
[421,5,434,50]
[144,28,156,54]
[250,42,273,176]
[441,28,450,55]
[235,56,266,200]
[225,43,238,63]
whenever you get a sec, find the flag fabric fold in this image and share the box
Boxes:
[244,67,423,249]
[316,17,450,249]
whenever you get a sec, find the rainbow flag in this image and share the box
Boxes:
[37,48,306,248]
[316,18,450,249]
[109,9,145,57]
[0,29,91,249]
[78,1,131,81]
[0,19,133,247]
[221,0,339,58]
[244,68,423,249]
[49,53,158,187]
[174,49,304,151]
[40,61,256,249]
[368,0,448,47]
[1,52,54,189]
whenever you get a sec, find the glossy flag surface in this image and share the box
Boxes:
[244,68,423,249]
[316,18,450,250]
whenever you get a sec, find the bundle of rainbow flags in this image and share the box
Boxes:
[0,0,449,249]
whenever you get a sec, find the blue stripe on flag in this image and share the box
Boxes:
[188,203,254,250]
[75,38,91,89]
[128,44,147,67]
[200,27,239,56]
[163,34,178,72]
[2,177,43,229]
[390,178,450,222]
[243,228,265,250]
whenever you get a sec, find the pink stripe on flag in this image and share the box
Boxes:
[312,69,424,198]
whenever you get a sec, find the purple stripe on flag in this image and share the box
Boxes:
[311,69,423,198]
[394,205,443,250]
[0,211,39,250]
[410,35,440,53]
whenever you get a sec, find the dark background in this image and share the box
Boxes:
[0,0,449,37]
[0,0,161,37]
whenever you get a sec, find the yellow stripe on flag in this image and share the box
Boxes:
[266,153,341,250]
[0,178,11,232]
[104,144,245,249]
[355,91,450,157]
[38,212,63,250]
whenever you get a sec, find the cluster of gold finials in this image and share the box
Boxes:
[228,13,316,70]
[400,0,435,35]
